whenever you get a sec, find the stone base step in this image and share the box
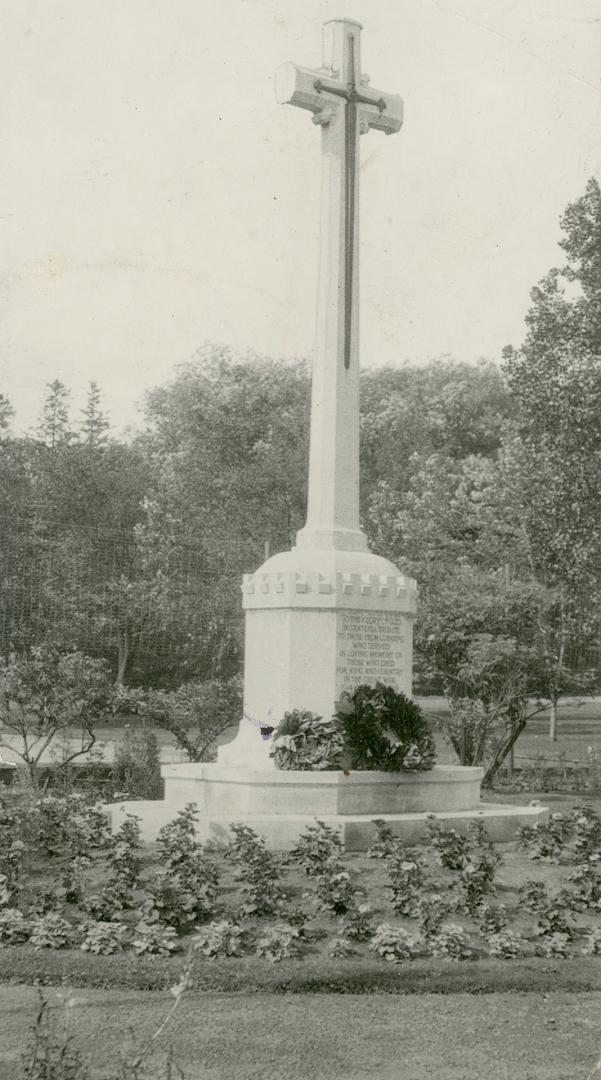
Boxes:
[106,800,548,850]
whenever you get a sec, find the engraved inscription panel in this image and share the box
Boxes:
[335,610,406,696]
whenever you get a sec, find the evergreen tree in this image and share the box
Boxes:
[81,381,109,448]
[36,380,73,451]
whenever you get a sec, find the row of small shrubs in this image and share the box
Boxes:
[270,682,436,773]
[3,793,601,966]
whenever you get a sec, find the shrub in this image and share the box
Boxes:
[369,923,422,962]
[112,726,163,800]
[328,936,356,958]
[477,902,508,935]
[487,929,530,958]
[569,806,601,861]
[62,855,92,905]
[516,814,572,862]
[367,819,399,860]
[336,683,436,772]
[149,866,219,930]
[30,913,73,950]
[312,864,358,915]
[458,850,500,916]
[581,927,601,956]
[80,920,127,956]
[520,882,573,938]
[255,923,303,962]
[193,919,245,958]
[429,923,475,961]
[0,907,30,945]
[270,710,344,771]
[339,902,375,942]
[26,794,109,859]
[564,860,601,911]
[535,933,571,958]
[0,873,11,908]
[106,815,142,890]
[386,847,427,917]
[289,820,343,876]
[425,817,470,871]
[229,825,284,917]
[416,893,453,939]
[132,917,179,956]
[149,805,220,928]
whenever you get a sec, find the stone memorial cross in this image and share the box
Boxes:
[218,19,412,764]
[276,19,402,553]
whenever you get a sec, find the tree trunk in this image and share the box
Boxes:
[482,713,527,787]
[549,699,558,742]
[116,630,129,686]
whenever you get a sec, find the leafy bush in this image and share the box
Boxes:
[458,850,500,916]
[581,927,601,956]
[520,882,573,938]
[425,816,470,870]
[30,913,73,950]
[229,825,284,917]
[312,864,357,915]
[80,920,127,956]
[255,923,302,962]
[106,815,142,890]
[429,923,475,960]
[487,929,530,958]
[0,873,11,908]
[270,710,344,771]
[416,893,453,939]
[386,848,427,917]
[336,683,436,772]
[0,907,30,945]
[569,806,601,861]
[367,819,399,860]
[328,935,356,958]
[132,917,179,956]
[149,805,220,928]
[289,820,343,877]
[149,866,218,929]
[62,855,92,905]
[193,919,245,958]
[112,726,163,800]
[516,813,572,862]
[25,794,109,859]
[477,902,508,935]
[369,924,422,962]
[564,860,601,911]
[535,932,571,958]
[339,902,375,942]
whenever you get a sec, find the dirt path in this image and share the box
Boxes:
[1,985,600,1080]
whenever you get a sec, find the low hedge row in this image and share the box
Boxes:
[1,946,600,995]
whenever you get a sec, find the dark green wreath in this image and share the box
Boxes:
[336,682,436,772]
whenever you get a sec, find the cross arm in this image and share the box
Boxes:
[275,62,329,116]
[275,61,403,135]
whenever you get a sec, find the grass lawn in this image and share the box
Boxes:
[1,985,600,1080]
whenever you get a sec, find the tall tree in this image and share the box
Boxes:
[36,380,73,451]
[503,177,601,735]
[80,381,109,448]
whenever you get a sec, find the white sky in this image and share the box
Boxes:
[2,0,600,435]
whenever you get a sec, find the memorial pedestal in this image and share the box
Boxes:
[218,545,417,768]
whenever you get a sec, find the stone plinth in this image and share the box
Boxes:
[161,763,482,816]
[105,762,549,849]
[217,546,417,769]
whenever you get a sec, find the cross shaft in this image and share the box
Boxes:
[276,20,403,552]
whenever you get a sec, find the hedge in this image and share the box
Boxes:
[1,947,600,995]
